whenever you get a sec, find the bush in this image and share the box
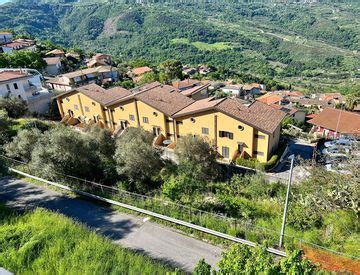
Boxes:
[4,128,42,162]
[236,157,260,169]
[194,259,211,275]
[0,96,28,118]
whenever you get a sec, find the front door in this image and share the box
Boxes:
[120,120,127,130]
[153,126,161,136]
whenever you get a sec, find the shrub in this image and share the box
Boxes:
[5,128,42,162]
[0,96,28,118]
[236,157,260,169]
[194,259,211,275]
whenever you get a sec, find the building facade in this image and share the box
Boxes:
[56,82,285,163]
[0,69,52,114]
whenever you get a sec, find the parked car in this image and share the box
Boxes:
[322,146,350,155]
[324,138,353,148]
[325,153,348,164]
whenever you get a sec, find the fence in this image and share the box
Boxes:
[2,155,358,260]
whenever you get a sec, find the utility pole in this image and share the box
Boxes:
[279,154,295,248]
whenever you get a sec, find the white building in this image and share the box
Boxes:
[43,57,62,76]
[0,69,52,114]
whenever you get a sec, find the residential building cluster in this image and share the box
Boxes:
[0,32,36,53]
[56,82,285,163]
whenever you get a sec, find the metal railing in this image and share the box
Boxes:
[2,155,358,260]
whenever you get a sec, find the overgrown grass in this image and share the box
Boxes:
[171,38,233,51]
[0,204,178,274]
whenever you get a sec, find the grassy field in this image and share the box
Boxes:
[171,38,233,51]
[0,204,178,274]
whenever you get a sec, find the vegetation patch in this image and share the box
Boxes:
[171,38,233,51]
[0,204,177,274]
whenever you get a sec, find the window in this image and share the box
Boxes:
[238,125,244,131]
[13,83,18,90]
[254,151,264,156]
[143,117,149,124]
[129,114,135,121]
[85,106,90,112]
[6,84,10,92]
[202,127,209,135]
[74,104,79,110]
[219,131,233,139]
[255,134,265,140]
[222,146,230,159]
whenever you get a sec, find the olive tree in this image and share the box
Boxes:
[174,134,219,181]
[0,96,28,118]
[114,128,163,192]
[30,125,101,180]
[4,128,42,162]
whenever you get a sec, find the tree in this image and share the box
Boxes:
[114,128,163,192]
[1,51,46,71]
[0,109,11,146]
[162,164,204,202]
[30,126,101,180]
[345,94,359,111]
[193,259,211,275]
[4,128,42,162]
[138,72,159,85]
[174,135,218,181]
[158,59,183,83]
[198,244,318,274]
[0,96,28,118]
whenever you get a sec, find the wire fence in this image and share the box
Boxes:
[1,155,359,260]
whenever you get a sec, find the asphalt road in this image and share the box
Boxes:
[0,177,222,272]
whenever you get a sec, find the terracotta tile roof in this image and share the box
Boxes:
[132,66,152,76]
[2,42,25,48]
[46,49,65,56]
[217,99,285,134]
[308,108,360,135]
[256,93,283,105]
[43,57,61,65]
[57,84,131,106]
[306,114,317,119]
[135,83,194,116]
[175,97,285,134]
[172,79,201,89]
[174,97,226,116]
[270,104,298,115]
[0,71,30,82]
[290,97,332,107]
[181,83,210,96]
[87,59,107,67]
[319,93,344,103]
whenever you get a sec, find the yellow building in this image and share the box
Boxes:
[56,84,130,127]
[173,97,284,162]
[56,82,285,162]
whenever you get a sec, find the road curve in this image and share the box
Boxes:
[0,177,222,272]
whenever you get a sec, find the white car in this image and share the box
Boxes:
[324,138,353,148]
[322,147,350,155]
[325,163,351,175]
[325,154,348,164]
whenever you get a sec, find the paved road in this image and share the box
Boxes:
[0,177,222,272]
[269,139,314,183]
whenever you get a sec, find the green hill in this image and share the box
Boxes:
[1,0,360,93]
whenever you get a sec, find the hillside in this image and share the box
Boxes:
[1,0,360,93]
